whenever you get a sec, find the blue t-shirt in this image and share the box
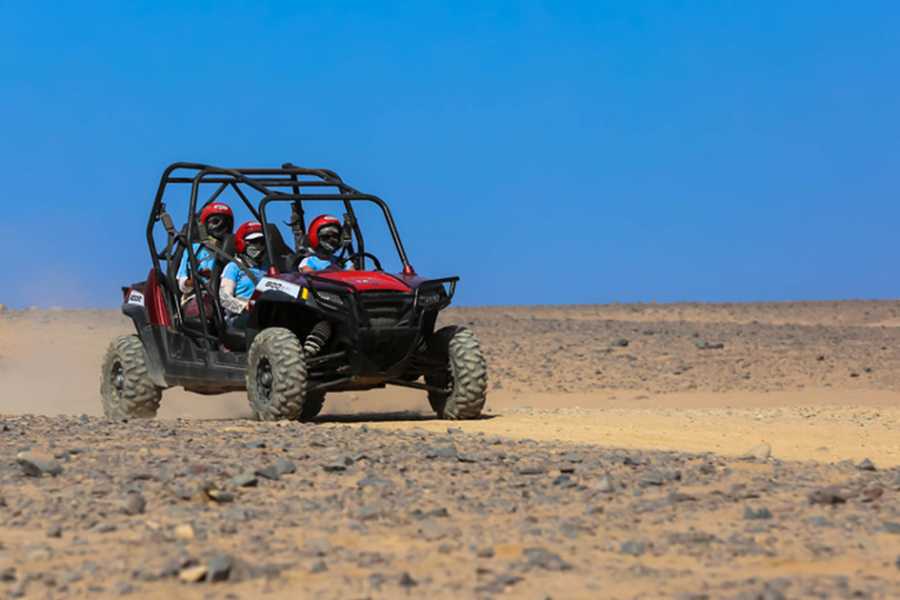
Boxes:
[222,262,266,300]
[177,243,216,279]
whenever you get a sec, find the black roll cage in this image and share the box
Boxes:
[146,162,414,347]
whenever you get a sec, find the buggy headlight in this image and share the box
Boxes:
[316,291,344,306]
[417,290,442,309]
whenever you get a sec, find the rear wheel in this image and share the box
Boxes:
[246,327,309,421]
[425,327,488,420]
[100,335,162,419]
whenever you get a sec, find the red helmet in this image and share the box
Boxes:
[308,214,341,249]
[199,202,233,225]
[234,221,264,253]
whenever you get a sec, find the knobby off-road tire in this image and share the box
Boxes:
[246,327,315,421]
[301,391,326,420]
[425,326,488,420]
[100,335,162,419]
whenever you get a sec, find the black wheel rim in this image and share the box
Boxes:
[256,358,274,405]
[111,361,125,393]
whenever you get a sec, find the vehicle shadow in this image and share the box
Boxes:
[314,411,497,424]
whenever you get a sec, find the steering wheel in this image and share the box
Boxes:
[344,252,383,271]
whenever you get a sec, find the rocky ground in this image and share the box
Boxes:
[2,301,900,598]
[464,301,900,394]
[2,416,899,599]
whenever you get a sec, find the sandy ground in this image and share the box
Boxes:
[1,304,899,465]
[1,302,900,598]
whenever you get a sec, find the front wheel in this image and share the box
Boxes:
[246,328,309,421]
[100,335,162,419]
[424,327,488,420]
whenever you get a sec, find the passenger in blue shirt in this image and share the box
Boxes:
[219,221,267,321]
[298,214,352,272]
[177,202,234,295]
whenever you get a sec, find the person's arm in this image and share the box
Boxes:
[218,278,248,314]
[219,264,249,313]
[177,250,192,293]
[298,256,315,273]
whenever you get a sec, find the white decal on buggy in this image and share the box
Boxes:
[127,291,145,306]
[256,277,301,299]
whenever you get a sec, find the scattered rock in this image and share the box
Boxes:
[856,458,876,471]
[206,554,233,582]
[255,464,282,480]
[743,506,773,520]
[122,493,146,515]
[695,340,725,350]
[741,443,772,461]
[610,338,629,348]
[309,560,328,574]
[523,547,572,571]
[398,572,418,588]
[230,472,258,487]
[16,452,63,477]
[882,522,900,535]
[206,489,235,503]
[178,565,207,583]
[515,464,546,476]
[46,524,63,538]
[273,458,296,476]
[808,486,848,505]
[174,523,195,541]
[620,540,646,556]
[596,475,615,493]
[322,455,352,472]
[424,445,458,460]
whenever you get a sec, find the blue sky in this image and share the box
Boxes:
[2,1,898,307]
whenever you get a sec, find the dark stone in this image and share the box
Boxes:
[16,452,63,477]
[611,338,629,347]
[476,546,495,558]
[883,522,900,534]
[122,493,146,515]
[695,340,724,350]
[207,489,235,503]
[322,455,352,472]
[230,472,258,487]
[620,540,646,556]
[744,506,773,520]
[357,473,392,488]
[523,547,572,571]
[46,524,63,538]
[808,486,848,505]
[274,458,296,476]
[398,572,418,588]
[357,505,384,521]
[856,458,876,471]
[425,445,457,459]
[477,573,523,594]
[309,560,328,573]
[207,554,233,582]
[255,465,281,480]
[639,469,680,487]
[515,464,546,476]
